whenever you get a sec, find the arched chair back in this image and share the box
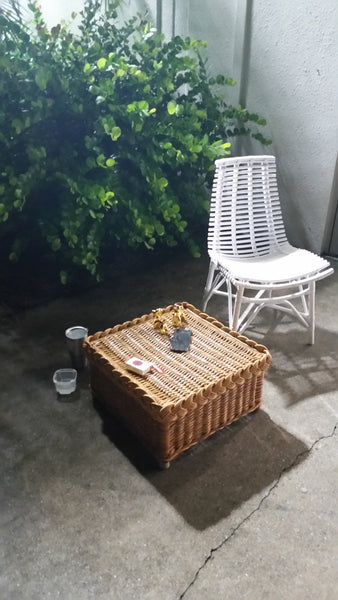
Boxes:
[208,155,288,259]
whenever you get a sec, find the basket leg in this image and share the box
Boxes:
[158,460,171,470]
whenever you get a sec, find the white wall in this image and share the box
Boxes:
[114,0,156,24]
[25,0,85,26]
[118,0,190,38]
[189,0,238,106]
[246,0,338,252]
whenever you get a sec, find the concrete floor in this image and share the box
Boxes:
[1,252,337,600]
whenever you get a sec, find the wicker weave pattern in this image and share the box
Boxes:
[84,303,271,464]
[85,303,270,409]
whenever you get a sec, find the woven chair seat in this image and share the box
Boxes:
[211,245,331,285]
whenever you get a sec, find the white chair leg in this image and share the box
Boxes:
[202,261,216,311]
[299,284,308,314]
[231,285,244,331]
[226,278,233,327]
[308,280,316,345]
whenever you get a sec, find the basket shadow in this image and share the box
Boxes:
[94,401,308,530]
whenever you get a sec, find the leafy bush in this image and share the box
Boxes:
[0,0,270,282]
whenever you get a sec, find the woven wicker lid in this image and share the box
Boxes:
[84,303,271,411]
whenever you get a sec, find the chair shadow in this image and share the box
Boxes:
[94,401,308,530]
[253,324,338,407]
[207,301,338,407]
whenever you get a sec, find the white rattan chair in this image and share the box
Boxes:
[202,155,334,344]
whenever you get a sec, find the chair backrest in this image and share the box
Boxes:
[208,155,289,258]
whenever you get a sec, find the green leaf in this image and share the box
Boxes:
[35,68,50,90]
[96,154,105,167]
[104,191,115,203]
[97,58,107,69]
[138,100,149,111]
[179,220,187,231]
[196,110,207,119]
[167,101,177,115]
[110,126,121,141]
[158,177,168,191]
[155,222,165,236]
[11,119,22,134]
[106,158,115,167]
[83,63,91,73]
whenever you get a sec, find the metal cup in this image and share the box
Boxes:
[65,326,88,370]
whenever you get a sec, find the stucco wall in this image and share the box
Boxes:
[246,0,338,251]
[30,0,85,26]
[189,0,238,107]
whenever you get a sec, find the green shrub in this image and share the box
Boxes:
[0,0,270,282]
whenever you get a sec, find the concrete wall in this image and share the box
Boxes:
[26,0,338,253]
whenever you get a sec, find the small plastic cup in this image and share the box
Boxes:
[53,368,77,395]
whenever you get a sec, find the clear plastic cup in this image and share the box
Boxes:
[53,368,77,395]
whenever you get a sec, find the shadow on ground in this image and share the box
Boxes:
[259,327,338,407]
[95,401,308,530]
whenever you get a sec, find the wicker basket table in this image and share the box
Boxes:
[84,303,271,468]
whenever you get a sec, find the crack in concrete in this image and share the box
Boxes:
[178,421,338,600]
